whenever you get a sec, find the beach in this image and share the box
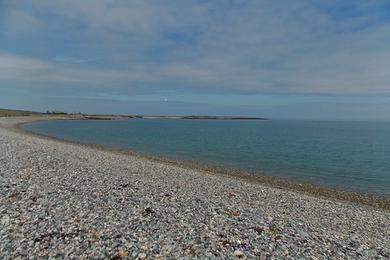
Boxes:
[0,117,389,259]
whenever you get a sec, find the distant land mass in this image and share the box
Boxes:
[75,115,267,120]
[0,108,268,120]
[0,108,42,117]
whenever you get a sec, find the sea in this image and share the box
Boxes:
[23,119,390,196]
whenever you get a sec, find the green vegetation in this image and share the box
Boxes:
[0,108,41,117]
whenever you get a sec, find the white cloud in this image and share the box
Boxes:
[0,52,152,86]
[1,0,390,95]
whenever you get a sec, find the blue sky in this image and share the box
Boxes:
[1,0,390,120]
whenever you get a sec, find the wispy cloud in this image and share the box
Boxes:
[52,56,91,64]
[0,52,154,87]
[1,0,390,96]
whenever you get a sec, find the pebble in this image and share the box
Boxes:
[0,117,389,259]
[234,249,245,257]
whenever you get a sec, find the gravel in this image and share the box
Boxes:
[0,117,389,259]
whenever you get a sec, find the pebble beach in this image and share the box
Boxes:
[0,117,389,259]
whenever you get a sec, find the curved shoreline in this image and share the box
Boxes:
[5,116,390,210]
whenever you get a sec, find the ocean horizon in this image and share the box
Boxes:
[23,119,390,196]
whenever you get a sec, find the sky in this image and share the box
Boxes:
[1,0,390,121]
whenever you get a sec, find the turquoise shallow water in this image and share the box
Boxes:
[24,119,390,196]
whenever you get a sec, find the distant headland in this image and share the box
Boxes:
[0,108,268,120]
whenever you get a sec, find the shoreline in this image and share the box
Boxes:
[8,116,390,211]
[1,116,389,258]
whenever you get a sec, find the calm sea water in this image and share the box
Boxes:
[24,119,390,196]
